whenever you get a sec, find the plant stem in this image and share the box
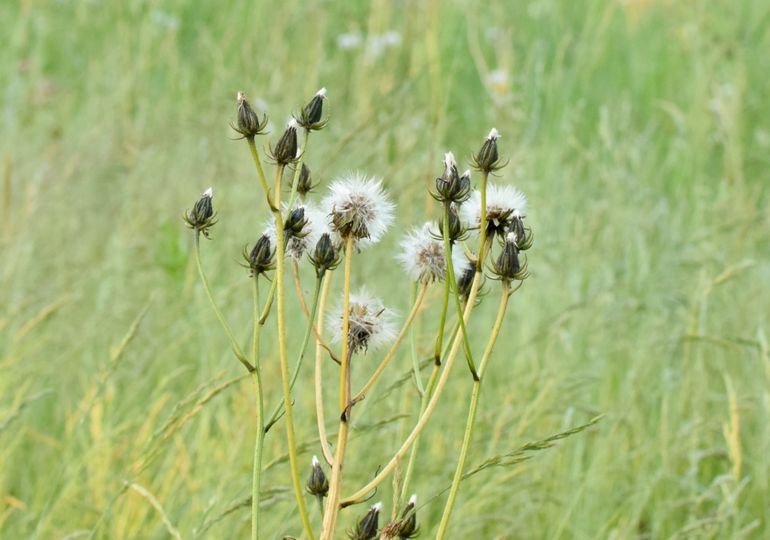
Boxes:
[340,271,483,507]
[193,234,253,372]
[410,283,425,396]
[477,170,489,267]
[246,137,274,209]
[258,278,277,325]
[432,264,451,366]
[272,164,315,540]
[264,276,323,432]
[250,278,265,540]
[320,235,354,540]
[314,273,335,466]
[292,261,339,364]
[443,202,478,379]
[351,282,428,403]
[435,282,510,539]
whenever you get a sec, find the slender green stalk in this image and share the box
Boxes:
[435,282,510,539]
[246,137,274,209]
[264,276,323,431]
[432,265,451,365]
[352,282,428,403]
[340,271,483,506]
[410,283,425,395]
[443,202,478,379]
[250,278,265,540]
[314,273,335,466]
[477,171,489,267]
[258,278,277,325]
[272,164,315,540]
[193,234,253,372]
[320,235,354,540]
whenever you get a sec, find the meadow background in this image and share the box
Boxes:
[2,0,769,538]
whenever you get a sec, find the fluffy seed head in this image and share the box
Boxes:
[323,174,394,246]
[397,223,446,283]
[329,290,397,354]
[461,183,527,237]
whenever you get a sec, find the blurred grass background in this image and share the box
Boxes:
[1,0,769,538]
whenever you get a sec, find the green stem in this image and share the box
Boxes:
[432,265,451,365]
[193,234,253,372]
[443,203,478,379]
[410,283,425,395]
[250,279,265,540]
[314,273,335,466]
[247,137,275,209]
[477,171,489,268]
[435,282,510,539]
[264,276,323,431]
[258,278,277,325]
[272,164,315,540]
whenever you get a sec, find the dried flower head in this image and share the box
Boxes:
[183,187,217,238]
[461,183,527,238]
[306,455,329,499]
[433,152,471,204]
[296,87,328,131]
[472,127,504,173]
[323,174,394,246]
[329,290,397,354]
[242,234,275,277]
[397,223,446,283]
[232,92,268,139]
[492,231,529,281]
[347,502,382,540]
[269,118,300,165]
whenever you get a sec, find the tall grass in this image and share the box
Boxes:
[1,0,769,537]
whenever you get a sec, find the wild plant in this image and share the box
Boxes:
[184,88,537,539]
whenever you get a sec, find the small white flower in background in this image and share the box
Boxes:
[150,9,180,31]
[329,290,397,354]
[461,183,527,230]
[367,30,402,59]
[337,32,363,50]
[397,223,446,283]
[323,173,395,247]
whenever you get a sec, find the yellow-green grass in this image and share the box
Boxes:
[1,0,769,538]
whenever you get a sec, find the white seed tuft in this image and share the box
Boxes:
[397,223,446,283]
[287,117,299,129]
[203,187,213,198]
[316,87,327,97]
[322,173,395,247]
[312,455,320,467]
[487,127,500,140]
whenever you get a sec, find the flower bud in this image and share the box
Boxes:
[242,234,275,277]
[432,153,471,204]
[394,494,419,538]
[284,207,309,241]
[232,92,268,139]
[347,502,381,540]
[183,187,217,238]
[270,118,299,165]
[297,87,328,131]
[305,456,329,499]
[509,214,533,251]
[457,262,476,301]
[290,162,317,198]
[492,232,529,281]
[437,204,467,244]
[473,128,502,173]
[309,233,340,278]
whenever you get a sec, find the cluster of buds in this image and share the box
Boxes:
[348,496,420,540]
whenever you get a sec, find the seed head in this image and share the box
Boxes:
[461,183,527,239]
[323,173,394,247]
[397,223,446,283]
[232,92,268,139]
[242,234,275,277]
[329,290,397,354]
[472,127,504,173]
[269,118,300,165]
[305,455,329,499]
[347,502,382,540]
[183,187,217,238]
[296,87,328,131]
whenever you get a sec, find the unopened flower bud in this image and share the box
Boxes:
[437,204,466,244]
[242,234,275,277]
[473,128,503,173]
[394,494,419,538]
[270,118,299,165]
[492,232,528,281]
[290,162,317,198]
[297,87,328,131]
[232,92,268,139]
[433,153,471,204]
[284,207,309,241]
[347,502,381,540]
[305,456,329,499]
[509,214,533,250]
[309,233,340,278]
[183,187,217,238]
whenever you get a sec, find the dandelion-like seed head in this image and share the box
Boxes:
[461,183,527,238]
[323,174,394,246]
[397,223,446,283]
[329,290,397,354]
